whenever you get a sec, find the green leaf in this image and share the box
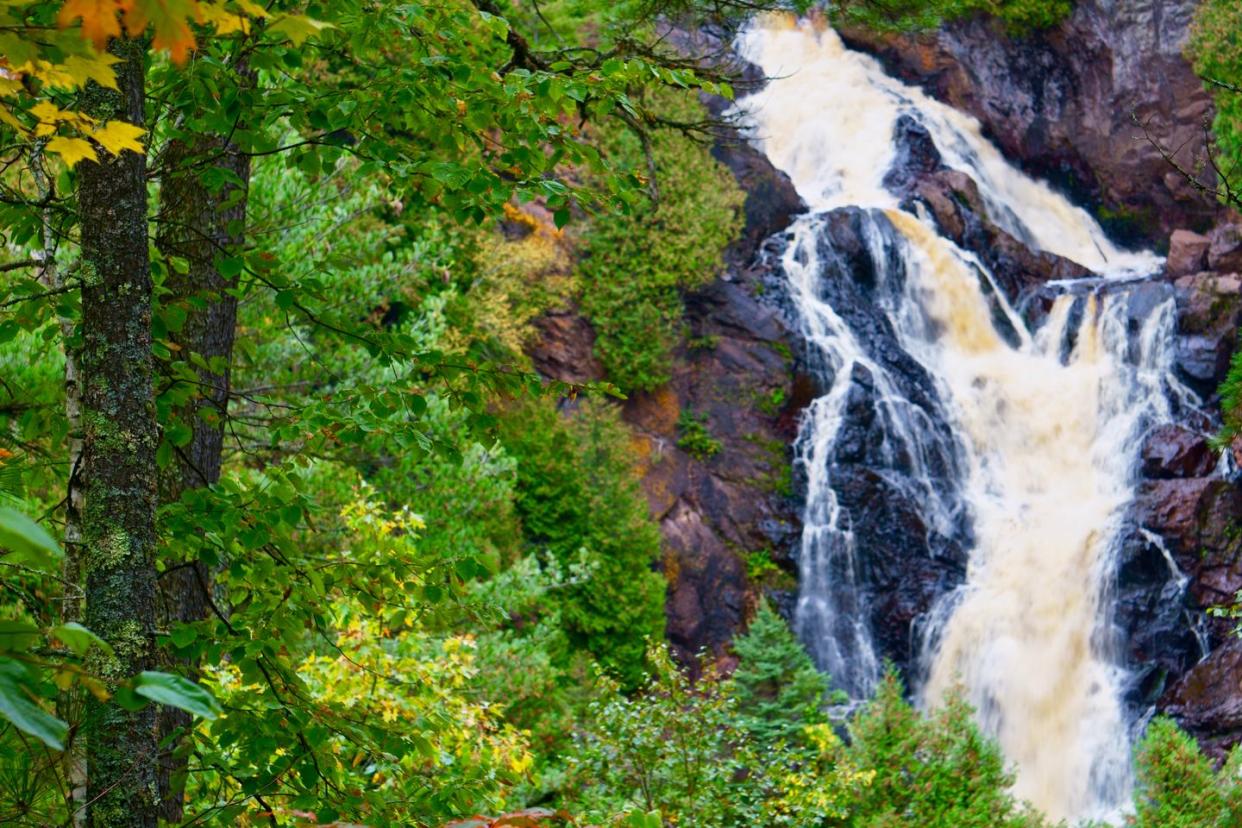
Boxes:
[50,622,114,657]
[0,507,62,568]
[0,621,40,653]
[0,658,67,750]
[133,671,222,720]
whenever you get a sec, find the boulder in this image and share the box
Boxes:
[1140,424,1216,479]
[1208,223,1242,273]
[1137,478,1242,632]
[1172,272,1242,394]
[1167,229,1210,277]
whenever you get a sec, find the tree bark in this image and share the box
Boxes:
[77,38,159,828]
[153,69,251,822]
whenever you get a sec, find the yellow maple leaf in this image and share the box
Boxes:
[232,0,268,18]
[0,104,25,136]
[30,101,69,123]
[197,2,248,35]
[57,0,123,50]
[61,53,122,90]
[46,136,98,168]
[93,120,145,155]
[267,14,333,46]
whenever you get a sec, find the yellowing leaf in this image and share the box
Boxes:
[232,0,269,18]
[30,102,69,124]
[46,136,97,168]
[267,14,333,45]
[0,103,26,136]
[93,120,144,155]
[197,2,248,34]
[60,53,122,90]
[57,0,123,50]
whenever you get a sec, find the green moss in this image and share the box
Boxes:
[676,409,722,460]
[755,386,787,417]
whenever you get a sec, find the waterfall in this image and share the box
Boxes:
[735,16,1196,824]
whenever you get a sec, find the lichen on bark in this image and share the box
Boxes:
[76,37,160,828]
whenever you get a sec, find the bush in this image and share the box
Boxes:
[1132,717,1242,828]
[568,644,766,827]
[676,409,722,460]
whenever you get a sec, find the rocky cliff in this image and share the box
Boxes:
[841,0,1223,242]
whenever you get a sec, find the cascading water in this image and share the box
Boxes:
[735,16,1198,824]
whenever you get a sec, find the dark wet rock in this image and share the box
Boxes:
[904,170,1089,317]
[841,0,1222,241]
[883,114,946,196]
[1172,272,1242,395]
[1208,224,1242,273]
[1113,516,1204,707]
[831,465,968,672]
[1141,424,1216,479]
[1162,639,1242,762]
[1137,479,1242,639]
[1167,229,1211,277]
[712,138,806,266]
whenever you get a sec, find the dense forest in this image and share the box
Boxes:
[1,1,1242,826]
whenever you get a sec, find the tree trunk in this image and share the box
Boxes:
[152,64,252,822]
[77,38,159,828]
[152,141,249,821]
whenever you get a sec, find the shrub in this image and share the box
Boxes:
[676,409,722,460]
[1132,717,1242,828]
[845,669,1048,828]
[568,644,766,827]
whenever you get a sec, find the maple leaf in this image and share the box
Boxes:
[197,2,248,35]
[57,0,123,50]
[61,53,122,90]
[267,14,334,46]
[93,120,145,155]
[46,136,98,168]
[124,0,198,64]
[0,104,27,136]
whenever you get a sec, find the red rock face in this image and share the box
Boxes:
[1162,640,1242,762]
[840,0,1224,241]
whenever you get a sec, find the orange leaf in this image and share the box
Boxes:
[123,0,198,63]
[57,0,124,50]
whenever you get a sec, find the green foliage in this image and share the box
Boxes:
[1191,0,1242,185]
[837,0,1073,33]
[499,398,666,688]
[568,644,767,826]
[1132,717,1242,828]
[845,669,1048,828]
[1193,0,1242,448]
[577,93,744,392]
[729,601,828,744]
[676,409,723,460]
